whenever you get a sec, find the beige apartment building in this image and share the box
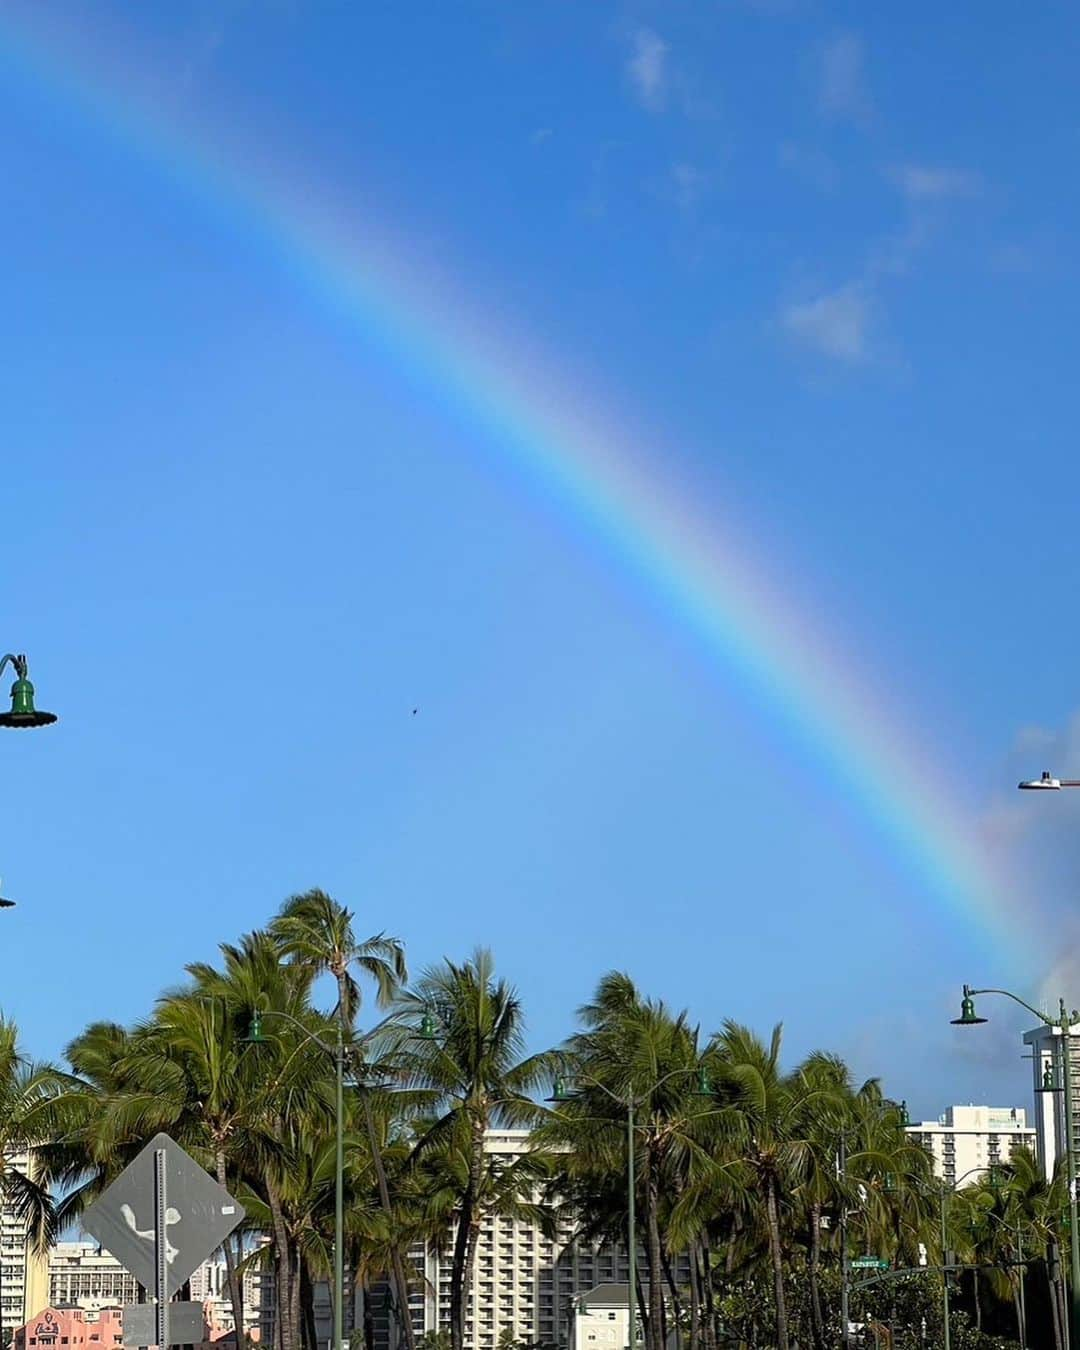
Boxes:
[905,1105,1035,1185]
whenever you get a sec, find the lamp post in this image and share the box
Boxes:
[885,1163,1001,1350]
[547,1066,710,1350]
[246,1010,347,1350]
[836,1099,909,1350]
[952,985,1079,1350]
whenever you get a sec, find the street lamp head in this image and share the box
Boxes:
[0,897,13,908]
[951,987,987,1026]
[695,1066,713,1097]
[1018,771,1061,790]
[0,655,56,729]
[898,1099,910,1127]
[1036,1061,1061,1094]
[547,1075,576,1103]
[242,1011,265,1044]
[412,1010,439,1042]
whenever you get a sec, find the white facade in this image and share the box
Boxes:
[188,1242,275,1342]
[350,1129,661,1350]
[571,1285,633,1350]
[1023,1020,1080,1177]
[2,1151,49,1336]
[48,1244,137,1311]
[905,1105,1035,1185]
[414,1129,640,1350]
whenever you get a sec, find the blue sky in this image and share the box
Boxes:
[3,0,1080,1117]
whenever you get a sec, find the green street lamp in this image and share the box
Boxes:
[0,654,56,728]
[952,984,1080,1350]
[950,990,987,1027]
[245,1010,347,1350]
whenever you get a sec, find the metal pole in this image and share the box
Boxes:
[839,1134,850,1350]
[939,1187,951,1350]
[153,1148,169,1350]
[627,1099,636,1350]
[1017,1223,1027,1348]
[334,1023,345,1350]
[1060,998,1079,1350]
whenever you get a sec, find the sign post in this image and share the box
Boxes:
[82,1134,245,1350]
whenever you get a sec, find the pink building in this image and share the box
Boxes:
[14,1308,124,1350]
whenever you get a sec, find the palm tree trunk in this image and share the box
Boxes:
[449,1118,485,1350]
[1046,1252,1063,1350]
[644,1166,665,1350]
[807,1202,825,1350]
[699,1234,717,1350]
[764,1176,790,1350]
[267,1178,299,1350]
[299,1259,317,1350]
[660,1245,684,1349]
[686,1243,701,1350]
[973,1270,982,1332]
[1056,1271,1068,1350]
[214,1149,246,1342]
[359,1091,416,1350]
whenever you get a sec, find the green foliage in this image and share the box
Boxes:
[2,905,1054,1350]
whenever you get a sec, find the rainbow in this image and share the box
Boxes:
[0,10,1035,969]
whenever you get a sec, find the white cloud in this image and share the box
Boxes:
[819,31,870,124]
[626,28,669,111]
[889,163,981,201]
[782,285,870,362]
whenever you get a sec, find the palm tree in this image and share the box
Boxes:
[710,1022,840,1350]
[270,889,406,1025]
[271,890,413,1350]
[0,1017,68,1254]
[540,973,712,1350]
[395,950,554,1350]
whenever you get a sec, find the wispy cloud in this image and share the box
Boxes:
[782,285,871,362]
[888,163,981,201]
[625,28,669,111]
[819,31,871,124]
[531,127,553,146]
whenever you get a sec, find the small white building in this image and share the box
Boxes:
[571,1286,634,1350]
[906,1105,1035,1185]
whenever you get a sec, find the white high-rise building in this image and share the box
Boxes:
[48,1244,137,1311]
[905,1105,1035,1185]
[2,1151,50,1336]
[347,1129,686,1350]
[1023,1019,1080,1177]
[188,1243,275,1343]
[414,1129,639,1350]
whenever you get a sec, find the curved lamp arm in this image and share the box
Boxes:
[965,986,1053,1028]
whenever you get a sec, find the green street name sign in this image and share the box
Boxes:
[851,1258,889,1270]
